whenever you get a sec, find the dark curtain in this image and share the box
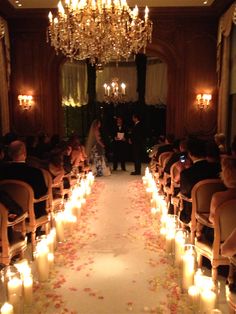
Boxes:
[135,53,147,105]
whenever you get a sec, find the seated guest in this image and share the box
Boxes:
[156,133,175,160]
[47,150,65,184]
[206,140,221,172]
[209,156,236,224]
[59,142,73,174]
[214,133,227,154]
[35,132,50,159]
[25,135,38,157]
[0,140,48,218]
[164,139,188,175]
[179,138,220,224]
[0,144,6,166]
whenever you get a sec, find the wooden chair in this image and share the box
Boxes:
[157,151,173,189]
[227,255,236,313]
[195,199,236,282]
[190,179,226,243]
[0,180,51,253]
[0,202,27,265]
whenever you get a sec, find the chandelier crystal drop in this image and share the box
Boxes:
[47,0,153,65]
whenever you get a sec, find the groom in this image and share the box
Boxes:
[130,113,144,175]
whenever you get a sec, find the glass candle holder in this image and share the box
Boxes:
[54,210,65,243]
[34,239,50,282]
[182,244,197,292]
[2,266,23,314]
[174,228,189,266]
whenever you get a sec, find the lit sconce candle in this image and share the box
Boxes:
[182,245,196,291]
[48,11,53,23]
[133,5,138,17]
[144,6,149,22]
[23,275,33,305]
[121,82,126,95]
[0,302,14,314]
[58,1,65,15]
[103,83,107,95]
[200,289,216,313]
[35,242,50,282]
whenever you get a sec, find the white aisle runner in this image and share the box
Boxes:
[30,169,228,314]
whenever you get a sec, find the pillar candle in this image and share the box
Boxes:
[23,276,33,305]
[7,277,22,299]
[35,244,49,282]
[182,251,195,290]
[0,302,14,314]
[188,285,200,305]
[55,212,65,243]
[166,231,175,255]
[200,289,216,313]
[174,231,185,266]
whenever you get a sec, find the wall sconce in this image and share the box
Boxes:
[196,93,212,110]
[18,95,33,110]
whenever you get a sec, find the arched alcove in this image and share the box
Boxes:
[60,55,168,143]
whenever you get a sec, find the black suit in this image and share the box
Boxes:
[112,124,127,170]
[179,159,220,223]
[0,162,47,218]
[131,121,144,174]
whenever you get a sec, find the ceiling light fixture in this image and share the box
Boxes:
[47,0,153,66]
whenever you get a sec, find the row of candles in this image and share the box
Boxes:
[0,172,95,314]
[142,168,222,314]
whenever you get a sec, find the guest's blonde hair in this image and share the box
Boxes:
[221,156,236,188]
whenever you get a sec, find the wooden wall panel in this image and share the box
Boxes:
[149,17,218,138]
[9,17,64,136]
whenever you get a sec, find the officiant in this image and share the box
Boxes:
[112,116,127,171]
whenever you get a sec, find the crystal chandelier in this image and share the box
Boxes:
[103,77,126,104]
[47,0,153,65]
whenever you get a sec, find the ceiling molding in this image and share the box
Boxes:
[0,0,235,19]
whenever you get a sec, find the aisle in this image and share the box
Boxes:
[31,167,226,314]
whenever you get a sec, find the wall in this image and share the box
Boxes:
[149,14,218,138]
[7,11,218,138]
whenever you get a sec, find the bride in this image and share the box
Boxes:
[85,119,110,177]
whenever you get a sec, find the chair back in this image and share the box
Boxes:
[192,179,226,215]
[0,180,34,214]
[158,151,173,168]
[40,168,53,212]
[213,199,236,258]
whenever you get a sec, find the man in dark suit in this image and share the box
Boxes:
[112,116,127,171]
[179,138,220,223]
[130,113,144,175]
[0,140,47,218]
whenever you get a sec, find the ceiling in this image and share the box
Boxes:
[8,0,215,9]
